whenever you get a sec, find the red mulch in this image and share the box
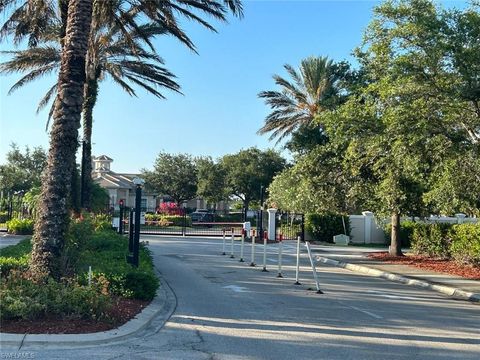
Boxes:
[367,252,480,280]
[0,297,150,334]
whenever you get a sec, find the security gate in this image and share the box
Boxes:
[276,212,304,240]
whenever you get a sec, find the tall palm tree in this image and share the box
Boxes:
[2,0,243,211]
[1,22,181,209]
[0,0,243,279]
[258,56,341,143]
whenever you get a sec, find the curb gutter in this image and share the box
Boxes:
[316,255,480,303]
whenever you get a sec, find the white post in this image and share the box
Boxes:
[267,208,278,241]
[362,211,374,244]
[250,229,256,266]
[230,228,235,258]
[295,236,301,285]
[455,213,466,224]
[222,229,226,255]
[88,266,92,286]
[262,231,268,272]
[239,230,245,262]
[305,241,323,294]
[277,234,283,278]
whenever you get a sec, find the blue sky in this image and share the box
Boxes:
[0,0,465,173]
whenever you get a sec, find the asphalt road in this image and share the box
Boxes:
[4,236,480,359]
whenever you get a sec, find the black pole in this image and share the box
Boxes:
[118,203,124,234]
[133,185,142,267]
[128,208,134,253]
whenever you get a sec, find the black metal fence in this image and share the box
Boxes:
[118,207,246,237]
[276,211,304,240]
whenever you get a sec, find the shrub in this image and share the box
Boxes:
[411,223,453,258]
[449,224,480,266]
[384,220,418,248]
[92,213,114,231]
[0,255,29,277]
[6,218,34,235]
[0,211,9,223]
[124,271,159,300]
[305,213,350,243]
[77,230,158,300]
[0,274,111,321]
[144,214,191,227]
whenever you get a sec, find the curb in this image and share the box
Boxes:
[316,255,480,303]
[0,270,177,349]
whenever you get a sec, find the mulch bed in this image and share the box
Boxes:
[0,297,150,334]
[367,252,480,280]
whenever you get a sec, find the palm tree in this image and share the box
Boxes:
[0,0,243,279]
[2,0,243,211]
[258,56,342,143]
[1,22,181,209]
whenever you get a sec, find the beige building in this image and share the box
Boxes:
[92,155,156,210]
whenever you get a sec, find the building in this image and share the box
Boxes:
[92,155,229,213]
[92,155,156,210]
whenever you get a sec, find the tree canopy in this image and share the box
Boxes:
[142,152,198,205]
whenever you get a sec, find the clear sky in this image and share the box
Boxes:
[0,0,465,173]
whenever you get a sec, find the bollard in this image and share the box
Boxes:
[305,241,323,294]
[277,234,283,278]
[222,228,226,255]
[250,229,256,266]
[295,235,301,285]
[230,228,235,258]
[239,229,245,262]
[262,230,268,272]
[88,266,92,286]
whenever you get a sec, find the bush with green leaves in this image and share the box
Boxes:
[124,271,159,300]
[0,222,159,321]
[76,230,159,299]
[0,255,29,277]
[305,213,350,243]
[0,211,8,223]
[411,223,453,258]
[0,274,111,321]
[145,214,191,227]
[449,224,480,266]
[6,218,34,235]
[383,220,419,248]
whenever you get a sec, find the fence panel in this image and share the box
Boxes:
[276,211,304,241]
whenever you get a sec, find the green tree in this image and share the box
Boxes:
[196,157,227,210]
[143,153,198,205]
[335,0,478,255]
[221,148,286,214]
[0,143,47,193]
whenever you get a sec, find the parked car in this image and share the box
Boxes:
[190,210,214,223]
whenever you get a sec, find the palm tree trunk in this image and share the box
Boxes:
[389,211,403,257]
[80,76,98,210]
[30,0,93,280]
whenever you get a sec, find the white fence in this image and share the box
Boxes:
[349,212,478,245]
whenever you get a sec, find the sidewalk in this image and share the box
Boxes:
[309,244,480,303]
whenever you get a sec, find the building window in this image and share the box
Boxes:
[141,198,147,212]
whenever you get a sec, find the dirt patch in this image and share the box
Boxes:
[367,252,480,280]
[1,297,150,334]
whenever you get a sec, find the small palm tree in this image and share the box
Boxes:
[258,56,342,143]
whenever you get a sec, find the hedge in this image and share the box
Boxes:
[305,213,350,243]
[449,224,480,266]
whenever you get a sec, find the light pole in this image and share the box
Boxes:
[130,177,144,267]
